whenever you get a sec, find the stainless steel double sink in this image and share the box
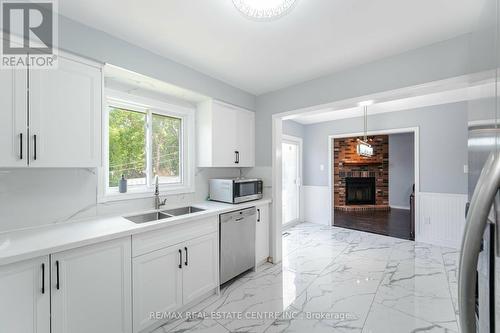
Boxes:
[125,206,205,224]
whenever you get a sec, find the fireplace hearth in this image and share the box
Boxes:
[345,177,376,205]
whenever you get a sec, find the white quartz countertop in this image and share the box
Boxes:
[0,199,272,266]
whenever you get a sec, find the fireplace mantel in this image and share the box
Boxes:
[341,160,383,166]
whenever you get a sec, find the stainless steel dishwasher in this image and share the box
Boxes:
[219,207,256,284]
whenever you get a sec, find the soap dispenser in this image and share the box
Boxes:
[119,174,127,193]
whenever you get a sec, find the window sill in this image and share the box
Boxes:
[98,185,195,203]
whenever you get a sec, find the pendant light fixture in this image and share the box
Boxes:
[357,100,374,157]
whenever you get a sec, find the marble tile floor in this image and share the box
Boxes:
[153,223,460,333]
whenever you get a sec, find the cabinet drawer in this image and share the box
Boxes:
[132,216,218,257]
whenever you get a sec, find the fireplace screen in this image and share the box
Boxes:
[345,177,376,205]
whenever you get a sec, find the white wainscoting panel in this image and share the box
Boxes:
[418,192,468,249]
[303,186,330,225]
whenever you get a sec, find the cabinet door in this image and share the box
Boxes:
[182,233,219,304]
[0,256,50,333]
[236,109,255,167]
[255,204,270,265]
[211,101,238,166]
[29,56,101,167]
[51,238,132,333]
[0,68,28,167]
[132,245,183,333]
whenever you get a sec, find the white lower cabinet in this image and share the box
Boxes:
[0,216,223,333]
[0,256,50,333]
[255,204,270,265]
[0,237,132,333]
[132,232,219,333]
[132,244,183,333]
[182,233,219,304]
[51,237,132,333]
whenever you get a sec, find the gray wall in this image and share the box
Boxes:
[0,15,259,233]
[301,102,468,195]
[389,133,415,208]
[57,15,255,110]
[255,29,497,167]
[282,120,304,138]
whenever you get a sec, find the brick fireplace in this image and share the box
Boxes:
[333,136,389,211]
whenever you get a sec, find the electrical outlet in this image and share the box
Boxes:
[319,164,325,171]
[463,165,468,173]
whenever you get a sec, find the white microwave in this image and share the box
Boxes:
[209,178,263,204]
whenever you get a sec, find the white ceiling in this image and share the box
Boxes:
[59,0,486,95]
[286,78,495,125]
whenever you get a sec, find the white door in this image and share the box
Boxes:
[0,256,50,333]
[29,56,101,167]
[0,68,28,167]
[211,102,238,166]
[132,245,183,333]
[282,138,301,226]
[51,238,132,333]
[236,109,255,167]
[255,204,270,265]
[182,233,219,304]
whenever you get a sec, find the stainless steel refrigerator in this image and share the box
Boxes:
[458,0,500,331]
[461,125,499,332]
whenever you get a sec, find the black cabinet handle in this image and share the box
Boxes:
[19,133,23,160]
[41,263,45,294]
[235,151,239,164]
[257,209,261,222]
[55,260,60,290]
[33,134,37,161]
[178,249,182,269]
[184,247,188,266]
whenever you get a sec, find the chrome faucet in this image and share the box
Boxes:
[154,176,167,210]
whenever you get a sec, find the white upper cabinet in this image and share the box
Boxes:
[0,53,102,168]
[29,56,102,167]
[197,100,255,167]
[0,68,27,167]
[236,108,255,167]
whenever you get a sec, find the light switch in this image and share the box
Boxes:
[463,165,468,173]
[319,164,325,171]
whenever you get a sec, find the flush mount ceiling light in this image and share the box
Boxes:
[232,0,297,21]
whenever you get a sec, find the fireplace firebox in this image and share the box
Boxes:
[345,177,376,205]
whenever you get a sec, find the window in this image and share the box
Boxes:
[108,107,147,187]
[101,91,194,201]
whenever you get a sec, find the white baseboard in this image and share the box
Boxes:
[417,192,468,249]
[301,187,467,249]
[303,186,330,225]
[390,205,410,210]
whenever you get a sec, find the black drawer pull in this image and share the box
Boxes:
[178,249,182,269]
[55,260,60,290]
[257,209,261,222]
[19,133,23,160]
[33,134,37,161]
[184,247,188,266]
[41,263,45,294]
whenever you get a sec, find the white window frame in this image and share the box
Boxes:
[98,89,195,202]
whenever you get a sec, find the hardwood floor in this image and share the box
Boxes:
[334,208,413,240]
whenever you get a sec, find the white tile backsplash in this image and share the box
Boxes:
[0,167,242,233]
